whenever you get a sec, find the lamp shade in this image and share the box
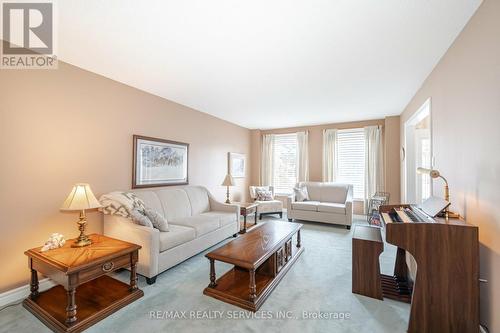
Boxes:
[60,183,101,211]
[416,167,440,178]
[221,174,235,187]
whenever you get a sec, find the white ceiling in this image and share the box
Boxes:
[58,0,482,129]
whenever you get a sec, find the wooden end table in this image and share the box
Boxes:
[237,202,258,234]
[23,234,144,333]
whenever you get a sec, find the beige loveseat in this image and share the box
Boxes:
[104,186,239,284]
[287,182,353,229]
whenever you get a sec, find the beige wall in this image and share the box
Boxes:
[399,0,500,330]
[251,118,401,212]
[0,62,251,292]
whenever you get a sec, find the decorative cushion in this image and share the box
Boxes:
[145,208,169,232]
[130,209,153,228]
[256,189,273,201]
[250,186,269,199]
[99,191,146,218]
[293,185,309,202]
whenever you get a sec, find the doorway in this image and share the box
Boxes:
[404,99,432,204]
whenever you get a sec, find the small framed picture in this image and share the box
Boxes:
[228,152,245,178]
[133,135,189,188]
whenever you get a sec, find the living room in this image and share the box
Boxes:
[0,1,498,332]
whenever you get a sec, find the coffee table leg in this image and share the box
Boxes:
[209,259,217,288]
[66,287,77,324]
[130,251,138,291]
[29,264,39,299]
[255,207,258,225]
[249,269,257,301]
[297,230,301,248]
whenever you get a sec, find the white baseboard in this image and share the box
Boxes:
[0,278,56,307]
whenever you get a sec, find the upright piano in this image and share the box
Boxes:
[379,204,479,333]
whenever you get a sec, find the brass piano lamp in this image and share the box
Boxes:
[416,167,459,219]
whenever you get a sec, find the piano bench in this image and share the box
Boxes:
[352,225,384,300]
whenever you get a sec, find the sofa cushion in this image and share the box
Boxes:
[159,224,196,252]
[170,215,220,237]
[132,190,164,217]
[200,211,236,227]
[156,189,192,221]
[291,201,320,212]
[317,202,346,214]
[256,200,283,213]
[184,186,210,215]
[303,182,322,201]
[320,184,348,203]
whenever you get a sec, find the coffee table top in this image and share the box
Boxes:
[206,221,302,269]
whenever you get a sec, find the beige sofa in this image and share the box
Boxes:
[287,182,353,229]
[249,185,283,219]
[103,186,239,284]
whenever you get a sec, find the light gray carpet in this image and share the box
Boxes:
[0,216,410,333]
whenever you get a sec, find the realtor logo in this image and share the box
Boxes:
[1,1,57,69]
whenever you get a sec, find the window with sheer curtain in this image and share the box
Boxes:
[336,128,366,199]
[272,133,298,194]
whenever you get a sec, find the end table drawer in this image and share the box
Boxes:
[78,254,130,284]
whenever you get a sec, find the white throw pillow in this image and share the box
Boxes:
[293,185,309,202]
[144,208,169,232]
[130,209,153,228]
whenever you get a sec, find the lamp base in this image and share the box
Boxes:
[72,237,92,247]
[72,210,93,247]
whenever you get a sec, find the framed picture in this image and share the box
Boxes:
[133,135,189,188]
[228,152,245,178]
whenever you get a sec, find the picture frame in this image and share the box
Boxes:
[133,135,189,188]
[228,152,246,178]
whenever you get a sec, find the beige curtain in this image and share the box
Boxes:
[261,134,275,186]
[322,129,337,182]
[296,131,309,182]
[364,125,384,211]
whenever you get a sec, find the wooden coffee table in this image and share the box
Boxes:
[203,221,304,311]
[23,234,143,333]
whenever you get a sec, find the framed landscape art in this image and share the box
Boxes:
[133,135,189,188]
[228,152,245,178]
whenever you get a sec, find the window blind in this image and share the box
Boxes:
[272,133,298,194]
[336,128,365,199]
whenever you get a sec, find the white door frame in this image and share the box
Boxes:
[403,98,433,203]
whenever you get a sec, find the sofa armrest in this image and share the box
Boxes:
[345,185,354,225]
[286,194,296,212]
[103,215,160,278]
[208,195,240,221]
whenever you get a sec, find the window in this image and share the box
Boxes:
[336,128,365,199]
[273,133,298,194]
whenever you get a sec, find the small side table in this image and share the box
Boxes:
[23,234,143,333]
[237,203,258,234]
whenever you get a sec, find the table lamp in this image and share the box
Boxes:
[60,183,102,247]
[221,174,235,204]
